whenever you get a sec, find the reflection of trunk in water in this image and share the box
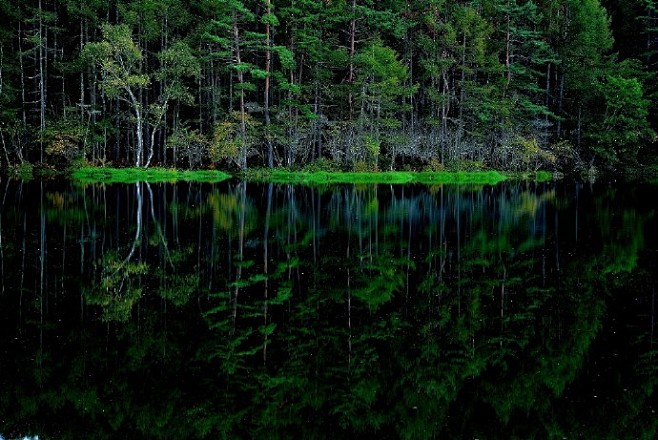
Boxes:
[651,287,656,343]
[84,182,147,324]
[403,186,412,304]
[40,181,46,350]
[20,182,26,330]
[346,187,354,370]
[107,182,143,283]
[145,182,173,269]
[144,182,175,357]
[286,185,300,309]
[0,179,9,296]
[499,255,507,349]
[263,183,273,364]
[0,181,655,438]
[457,186,461,316]
[231,182,246,336]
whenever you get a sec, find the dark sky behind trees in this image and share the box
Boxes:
[0,0,655,171]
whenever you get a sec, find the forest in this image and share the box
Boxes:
[0,0,656,174]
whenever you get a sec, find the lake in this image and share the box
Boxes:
[0,178,656,439]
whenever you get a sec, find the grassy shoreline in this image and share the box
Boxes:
[239,169,509,185]
[237,169,555,185]
[68,166,555,185]
[71,167,232,184]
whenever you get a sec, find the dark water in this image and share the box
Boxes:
[0,178,656,439]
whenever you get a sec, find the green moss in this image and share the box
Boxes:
[414,171,508,185]
[240,169,508,185]
[69,166,556,186]
[71,167,232,184]
[533,170,555,182]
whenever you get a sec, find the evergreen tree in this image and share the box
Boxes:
[0,0,654,171]
[354,40,416,169]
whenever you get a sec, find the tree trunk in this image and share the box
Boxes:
[127,88,144,167]
[18,20,27,134]
[233,13,247,169]
[264,0,273,168]
[458,33,467,147]
[348,0,357,120]
[0,46,6,167]
[556,67,565,137]
[38,0,47,163]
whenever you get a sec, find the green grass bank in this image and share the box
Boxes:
[239,169,554,185]
[69,166,554,185]
[71,167,232,184]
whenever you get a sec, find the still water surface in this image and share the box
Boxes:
[0,178,656,439]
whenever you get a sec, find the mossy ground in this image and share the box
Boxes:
[237,169,555,185]
[68,166,556,185]
[71,167,232,184]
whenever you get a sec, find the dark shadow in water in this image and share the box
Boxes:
[0,179,656,439]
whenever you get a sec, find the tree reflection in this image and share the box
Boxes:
[81,183,146,321]
[0,180,655,439]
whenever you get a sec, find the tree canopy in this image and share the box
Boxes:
[0,0,655,173]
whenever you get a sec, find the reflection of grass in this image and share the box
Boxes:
[533,170,554,182]
[72,167,232,184]
[415,171,508,185]
[240,169,510,185]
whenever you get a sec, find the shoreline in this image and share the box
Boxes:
[65,166,553,185]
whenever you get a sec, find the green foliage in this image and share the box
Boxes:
[355,40,416,138]
[209,121,241,164]
[6,162,34,180]
[209,113,261,169]
[352,256,409,311]
[83,250,149,322]
[0,0,656,173]
[511,135,557,171]
[596,203,651,274]
[156,40,200,105]
[43,116,86,164]
[300,158,342,172]
[158,273,200,306]
[82,23,150,98]
[588,61,656,164]
[166,125,209,168]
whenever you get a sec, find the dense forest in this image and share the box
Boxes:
[0,0,656,173]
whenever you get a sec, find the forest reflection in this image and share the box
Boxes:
[0,179,656,439]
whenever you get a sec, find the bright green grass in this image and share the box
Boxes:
[71,167,553,186]
[242,169,510,185]
[71,167,232,184]
[414,171,509,185]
